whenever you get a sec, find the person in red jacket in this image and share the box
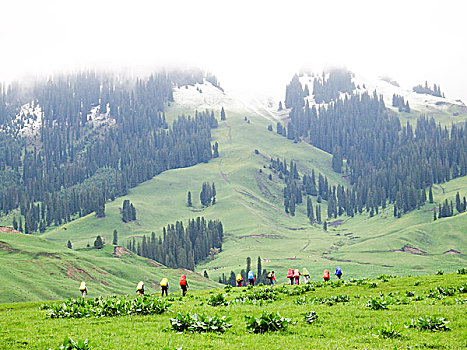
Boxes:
[179,275,188,296]
[293,268,300,285]
[323,269,330,281]
[287,268,294,285]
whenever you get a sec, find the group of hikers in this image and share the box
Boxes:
[236,266,342,287]
[78,267,343,298]
[78,274,189,298]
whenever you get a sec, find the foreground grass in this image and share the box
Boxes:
[1,273,466,349]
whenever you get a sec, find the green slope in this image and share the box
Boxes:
[14,102,467,287]
[0,233,218,303]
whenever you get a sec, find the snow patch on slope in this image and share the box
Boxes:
[13,102,43,137]
[86,104,115,128]
[352,72,465,112]
[173,79,285,122]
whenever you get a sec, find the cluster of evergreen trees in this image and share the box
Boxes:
[282,73,467,218]
[392,94,410,112]
[270,157,352,221]
[200,182,216,207]
[312,69,355,103]
[218,257,269,286]
[121,200,136,222]
[126,217,223,270]
[412,81,444,97]
[0,72,220,233]
[434,192,467,220]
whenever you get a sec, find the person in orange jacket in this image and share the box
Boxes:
[287,268,294,285]
[323,269,330,281]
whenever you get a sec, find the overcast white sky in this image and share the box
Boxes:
[0,0,466,101]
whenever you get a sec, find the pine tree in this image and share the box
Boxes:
[12,216,18,230]
[433,208,437,221]
[220,107,226,121]
[213,142,219,158]
[456,192,462,213]
[246,257,251,274]
[204,270,209,279]
[94,235,104,249]
[278,101,283,111]
[429,186,433,204]
[323,221,328,231]
[113,229,118,245]
[257,257,262,284]
[212,183,216,205]
[19,217,23,233]
[187,191,192,207]
[67,240,72,249]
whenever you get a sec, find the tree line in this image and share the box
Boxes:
[126,216,224,270]
[281,72,467,218]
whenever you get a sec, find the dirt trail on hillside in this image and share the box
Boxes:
[255,173,277,200]
[222,122,232,144]
[236,188,290,218]
[65,265,94,281]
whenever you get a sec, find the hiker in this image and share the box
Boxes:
[287,268,294,285]
[236,273,243,287]
[136,281,145,297]
[302,268,310,284]
[248,270,255,286]
[335,266,342,280]
[267,271,276,286]
[79,281,87,298]
[179,275,188,296]
[293,268,300,285]
[160,278,169,296]
[323,269,330,281]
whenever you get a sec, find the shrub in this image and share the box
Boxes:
[50,336,91,350]
[457,268,467,275]
[44,296,170,319]
[294,296,307,305]
[436,270,444,275]
[207,293,228,307]
[369,282,378,288]
[406,316,450,332]
[374,323,401,338]
[223,285,232,293]
[170,312,232,333]
[237,287,277,302]
[303,311,318,324]
[366,297,388,310]
[245,311,291,333]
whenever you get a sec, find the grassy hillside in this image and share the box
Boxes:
[0,93,462,292]
[1,273,466,349]
[0,233,218,303]
[25,100,467,285]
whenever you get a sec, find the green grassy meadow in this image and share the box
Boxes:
[1,273,466,349]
